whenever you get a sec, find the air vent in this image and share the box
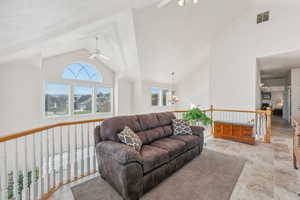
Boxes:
[257,11,270,24]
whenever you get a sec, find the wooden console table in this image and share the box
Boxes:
[214,121,255,145]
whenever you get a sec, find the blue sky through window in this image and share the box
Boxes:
[151,88,159,94]
[97,87,111,94]
[62,63,103,82]
[74,86,93,95]
[46,83,69,95]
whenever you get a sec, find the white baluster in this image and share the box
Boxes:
[87,123,91,174]
[59,127,63,185]
[74,125,78,179]
[67,126,71,182]
[24,137,29,200]
[40,131,44,198]
[2,142,8,200]
[52,128,56,188]
[46,130,50,192]
[32,134,37,199]
[14,139,19,200]
[93,123,96,172]
[81,124,84,177]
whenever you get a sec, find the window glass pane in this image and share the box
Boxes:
[162,89,169,106]
[62,63,103,82]
[96,87,112,113]
[74,86,93,115]
[45,83,69,117]
[151,88,160,106]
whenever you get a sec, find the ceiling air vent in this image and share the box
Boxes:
[257,11,270,24]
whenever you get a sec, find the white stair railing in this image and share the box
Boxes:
[0,119,104,200]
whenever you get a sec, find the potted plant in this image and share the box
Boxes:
[183,108,212,126]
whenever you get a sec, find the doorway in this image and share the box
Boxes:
[255,51,300,124]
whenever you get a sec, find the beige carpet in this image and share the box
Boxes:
[71,149,246,200]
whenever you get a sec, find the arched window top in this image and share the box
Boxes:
[62,63,103,82]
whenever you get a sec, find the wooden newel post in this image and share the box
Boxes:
[264,107,272,144]
[210,105,214,137]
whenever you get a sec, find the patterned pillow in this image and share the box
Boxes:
[118,126,143,152]
[172,119,192,135]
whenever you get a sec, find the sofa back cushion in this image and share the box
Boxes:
[136,112,176,144]
[137,113,160,130]
[100,115,141,142]
[156,112,176,126]
[100,112,176,144]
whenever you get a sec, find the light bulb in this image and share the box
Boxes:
[178,0,185,7]
[193,0,198,4]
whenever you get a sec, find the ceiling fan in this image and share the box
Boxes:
[157,0,198,8]
[89,37,110,60]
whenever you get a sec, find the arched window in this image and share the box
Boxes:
[45,62,113,117]
[62,63,103,82]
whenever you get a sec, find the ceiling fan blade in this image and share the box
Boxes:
[89,54,97,60]
[99,54,110,61]
[157,0,173,8]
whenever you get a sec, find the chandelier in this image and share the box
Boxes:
[178,0,198,7]
[168,72,179,105]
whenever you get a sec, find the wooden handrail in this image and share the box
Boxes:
[0,108,268,143]
[0,118,106,143]
[211,109,267,114]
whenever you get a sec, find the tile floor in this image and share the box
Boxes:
[50,117,300,200]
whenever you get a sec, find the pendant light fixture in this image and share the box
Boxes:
[168,72,179,105]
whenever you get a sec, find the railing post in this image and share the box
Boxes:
[264,107,272,144]
[210,105,214,137]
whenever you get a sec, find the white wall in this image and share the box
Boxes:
[116,77,133,115]
[0,54,43,134]
[211,1,300,110]
[177,58,211,110]
[291,68,300,118]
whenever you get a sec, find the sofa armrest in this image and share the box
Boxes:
[96,141,143,200]
[96,141,142,165]
[190,126,205,137]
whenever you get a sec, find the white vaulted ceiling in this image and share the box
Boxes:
[0,0,254,83]
[134,0,253,83]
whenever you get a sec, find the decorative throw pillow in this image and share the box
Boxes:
[118,126,142,152]
[172,119,193,135]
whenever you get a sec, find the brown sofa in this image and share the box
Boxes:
[94,112,204,200]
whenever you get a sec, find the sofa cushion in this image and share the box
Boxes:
[140,145,169,174]
[172,119,193,135]
[150,138,187,159]
[101,116,141,142]
[136,127,165,144]
[118,126,143,152]
[162,125,173,137]
[137,113,160,130]
[156,112,176,126]
[170,135,202,150]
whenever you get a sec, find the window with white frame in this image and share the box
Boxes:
[151,88,160,106]
[44,63,113,117]
[45,83,70,117]
[151,88,171,106]
[74,86,93,115]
